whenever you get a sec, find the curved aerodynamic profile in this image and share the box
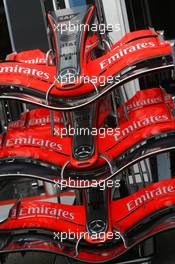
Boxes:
[0,3,175,264]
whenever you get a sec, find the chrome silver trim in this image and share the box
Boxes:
[99,154,114,174]
[61,160,70,181]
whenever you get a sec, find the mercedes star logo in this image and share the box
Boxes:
[59,68,77,83]
[74,145,93,159]
[88,220,107,234]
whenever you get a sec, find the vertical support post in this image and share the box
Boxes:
[101,0,140,99]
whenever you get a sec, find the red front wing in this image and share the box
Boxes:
[0,29,173,110]
[0,87,174,182]
[0,179,174,262]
